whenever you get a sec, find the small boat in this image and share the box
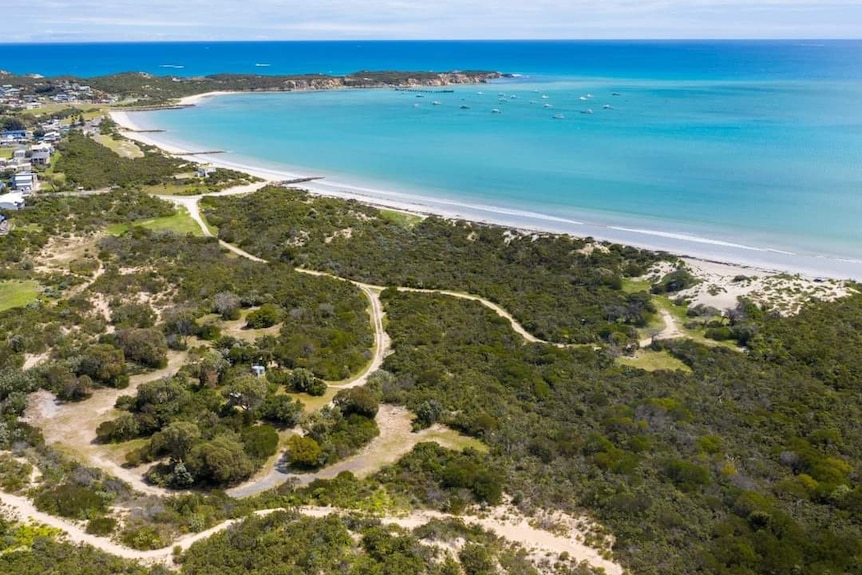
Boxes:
[540,94,549,99]
[581,108,594,115]
[432,101,441,106]
[412,103,421,108]
[509,94,519,99]
[611,92,621,96]
[553,114,565,119]
[460,105,470,109]
[255,63,271,67]
[543,103,553,108]
[491,108,502,114]
[498,92,506,96]
[476,91,483,95]
[416,94,424,98]
[579,96,588,101]
[603,104,613,110]
[586,93,594,98]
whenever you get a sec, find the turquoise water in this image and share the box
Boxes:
[25,40,846,276]
[135,74,862,274]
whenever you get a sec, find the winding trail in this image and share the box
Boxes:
[165,188,587,352]
[6,185,630,574]
[0,489,622,574]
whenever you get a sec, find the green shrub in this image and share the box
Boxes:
[34,484,107,520]
[245,303,281,329]
[241,425,279,460]
[86,516,117,536]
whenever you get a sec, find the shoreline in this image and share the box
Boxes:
[109,107,862,291]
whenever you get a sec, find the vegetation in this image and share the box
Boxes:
[203,187,663,345]
[178,510,548,575]
[373,288,862,574]
[1,171,862,574]
[54,131,185,190]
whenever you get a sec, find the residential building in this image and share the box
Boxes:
[0,191,24,210]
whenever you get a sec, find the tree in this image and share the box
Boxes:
[193,350,229,388]
[260,394,303,427]
[152,421,200,459]
[288,368,327,396]
[186,435,254,486]
[286,435,323,468]
[241,425,279,459]
[224,374,268,412]
[245,303,281,329]
[114,328,168,368]
[78,343,126,387]
[213,291,241,320]
[333,386,379,418]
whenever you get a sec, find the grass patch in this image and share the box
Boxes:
[617,350,692,373]
[621,278,652,294]
[290,388,338,413]
[94,134,143,159]
[0,147,15,160]
[0,280,40,311]
[379,209,424,228]
[422,427,488,452]
[107,207,203,237]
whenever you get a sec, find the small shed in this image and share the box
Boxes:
[251,365,266,378]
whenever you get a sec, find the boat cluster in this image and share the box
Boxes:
[407,87,622,120]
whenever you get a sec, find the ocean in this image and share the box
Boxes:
[4,41,862,277]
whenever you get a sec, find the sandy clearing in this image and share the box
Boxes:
[677,258,854,315]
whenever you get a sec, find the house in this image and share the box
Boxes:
[0,191,24,210]
[30,143,53,165]
[13,172,37,193]
[197,165,217,178]
[12,149,26,162]
[1,130,28,143]
[251,365,266,378]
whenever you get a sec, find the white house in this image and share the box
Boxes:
[13,172,37,193]
[0,191,25,210]
[197,165,217,178]
[11,149,26,161]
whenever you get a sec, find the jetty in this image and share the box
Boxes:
[173,150,226,156]
[276,177,326,186]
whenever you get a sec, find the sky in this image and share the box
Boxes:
[3,0,861,42]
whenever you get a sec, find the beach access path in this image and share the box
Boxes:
[0,483,622,574]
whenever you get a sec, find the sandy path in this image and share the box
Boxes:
[0,489,621,574]
[639,308,685,348]
[227,404,457,498]
[397,287,554,345]
[23,351,189,497]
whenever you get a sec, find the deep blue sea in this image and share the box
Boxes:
[3,41,862,276]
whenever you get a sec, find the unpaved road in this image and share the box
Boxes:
[0,490,622,574]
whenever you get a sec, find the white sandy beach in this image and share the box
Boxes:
[109,106,861,308]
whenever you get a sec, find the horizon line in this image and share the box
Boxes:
[2,37,861,46]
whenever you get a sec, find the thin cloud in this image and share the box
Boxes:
[3,0,861,41]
